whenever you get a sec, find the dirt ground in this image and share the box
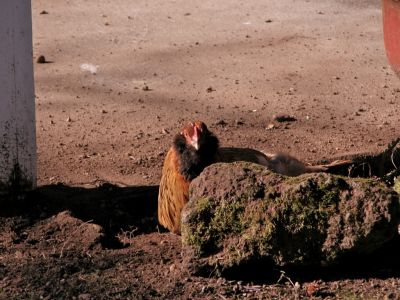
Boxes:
[1,0,400,298]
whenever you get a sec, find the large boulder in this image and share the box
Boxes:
[181,162,400,276]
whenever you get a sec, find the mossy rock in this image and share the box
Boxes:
[181,162,400,276]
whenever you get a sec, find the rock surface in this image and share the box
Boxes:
[181,162,400,276]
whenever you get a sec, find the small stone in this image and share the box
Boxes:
[78,294,91,300]
[206,87,215,93]
[40,10,49,15]
[216,120,228,126]
[273,114,297,122]
[236,120,244,126]
[266,123,276,130]
[384,293,395,300]
[37,55,47,64]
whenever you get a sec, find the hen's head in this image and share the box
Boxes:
[180,121,209,151]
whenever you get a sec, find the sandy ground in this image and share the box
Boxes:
[32,0,400,187]
[1,0,400,299]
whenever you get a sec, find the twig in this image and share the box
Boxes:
[277,270,295,287]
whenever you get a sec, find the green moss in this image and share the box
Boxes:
[218,199,279,269]
[181,197,217,255]
[262,175,348,264]
[182,197,249,257]
[211,198,245,234]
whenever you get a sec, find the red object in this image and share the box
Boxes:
[382,0,400,78]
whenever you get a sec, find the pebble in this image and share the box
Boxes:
[235,120,244,126]
[206,87,215,93]
[384,293,396,300]
[78,294,91,300]
[216,120,228,126]
[273,114,297,122]
[37,55,47,64]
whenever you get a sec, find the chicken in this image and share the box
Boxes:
[158,121,351,233]
[158,121,219,233]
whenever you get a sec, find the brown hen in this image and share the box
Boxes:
[158,121,351,233]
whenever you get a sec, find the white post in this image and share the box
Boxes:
[0,1,36,192]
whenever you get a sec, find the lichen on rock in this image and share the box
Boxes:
[181,162,400,276]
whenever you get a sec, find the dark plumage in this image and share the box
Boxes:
[172,126,219,181]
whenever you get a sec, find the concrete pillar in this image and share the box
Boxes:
[0,1,36,192]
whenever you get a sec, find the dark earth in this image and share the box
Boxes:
[1,0,400,298]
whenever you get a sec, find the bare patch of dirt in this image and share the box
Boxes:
[6,0,398,298]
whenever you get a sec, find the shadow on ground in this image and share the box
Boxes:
[1,183,160,248]
[220,235,400,284]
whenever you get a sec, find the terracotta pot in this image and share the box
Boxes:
[382,0,400,78]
